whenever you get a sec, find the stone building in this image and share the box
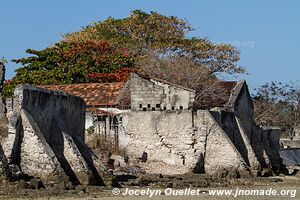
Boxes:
[0,62,113,187]
[40,73,285,176]
[42,73,195,145]
[2,85,114,186]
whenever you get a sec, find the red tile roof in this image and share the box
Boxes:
[40,82,126,108]
[86,107,111,116]
[40,77,240,113]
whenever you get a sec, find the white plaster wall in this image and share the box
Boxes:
[120,110,205,174]
[120,110,249,175]
[85,112,94,130]
[20,109,62,179]
[151,80,195,110]
[195,110,248,174]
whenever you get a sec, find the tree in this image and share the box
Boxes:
[136,50,229,109]
[5,10,245,99]
[253,81,300,137]
[4,40,134,96]
[65,10,244,76]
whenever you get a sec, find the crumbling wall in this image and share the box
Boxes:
[121,110,199,174]
[19,109,65,180]
[130,74,195,111]
[2,85,109,186]
[258,127,285,172]
[120,110,249,175]
[194,110,249,175]
[224,82,285,173]
[14,85,86,141]
[280,138,300,149]
[0,144,9,178]
[210,110,260,169]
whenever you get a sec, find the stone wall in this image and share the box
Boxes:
[2,85,111,186]
[120,110,250,175]
[118,107,286,176]
[130,74,195,111]
[14,85,86,141]
[280,138,300,149]
[195,110,249,175]
[120,110,198,174]
[0,144,9,178]
[258,126,285,171]
[210,110,260,170]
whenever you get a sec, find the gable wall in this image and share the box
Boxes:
[130,74,195,111]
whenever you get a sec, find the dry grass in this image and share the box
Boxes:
[86,134,126,156]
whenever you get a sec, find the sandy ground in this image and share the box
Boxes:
[4,188,299,200]
[1,176,299,200]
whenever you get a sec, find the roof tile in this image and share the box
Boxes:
[40,82,126,107]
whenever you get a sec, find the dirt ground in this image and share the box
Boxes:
[0,174,299,200]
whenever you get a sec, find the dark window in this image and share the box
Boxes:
[171,106,175,110]
[143,108,147,111]
[179,106,183,110]
[147,104,150,108]
[152,107,155,111]
[163,107,166,110]
[139,104,142,108]
[156,104,160,108]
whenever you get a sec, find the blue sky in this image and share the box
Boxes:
[1,0,299,91]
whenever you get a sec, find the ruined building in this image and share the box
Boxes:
[41,73,286,176]
[0,63,114,186]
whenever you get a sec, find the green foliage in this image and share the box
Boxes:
[4,40,134,96]
[6,10,244,97]
[65,10,244,75]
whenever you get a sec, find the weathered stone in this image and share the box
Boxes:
[118,91,285,177]
[260,168,272,177]
[3,85,110,186]
[110,154,127,169]
[29,178,44,189]
[130,73,195,111]
[120,110,249,175]
[66,181,75,190]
